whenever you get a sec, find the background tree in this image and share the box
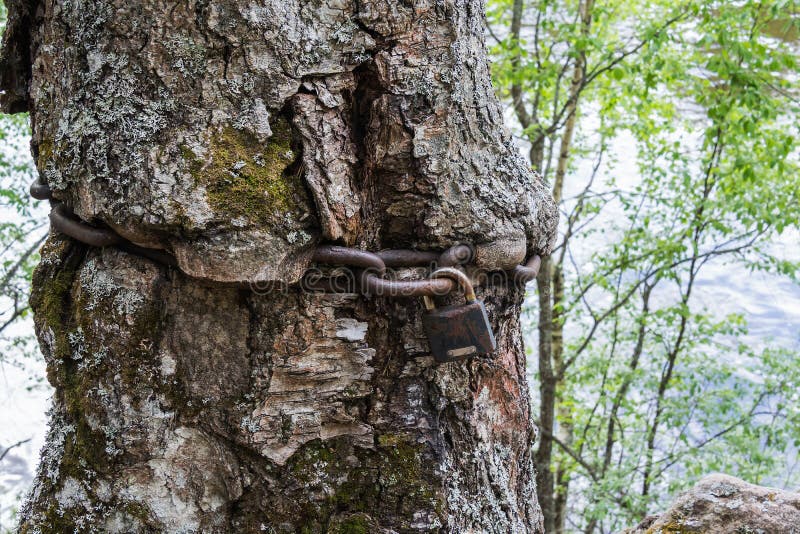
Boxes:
[488,0,800,531]
[1,0,558,532]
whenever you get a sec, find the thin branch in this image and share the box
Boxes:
[0,438,31,463]
[0,232,47,296]
[537,423,599,482]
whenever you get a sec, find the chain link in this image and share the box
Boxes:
[32,179,541,296]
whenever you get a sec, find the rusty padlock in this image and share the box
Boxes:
[422,267,497,363]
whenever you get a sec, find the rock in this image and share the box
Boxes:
[624,473,800,534]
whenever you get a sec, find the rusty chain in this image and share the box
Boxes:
[31,179,541,296]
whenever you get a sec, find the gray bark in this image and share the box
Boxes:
[2,0,557,532]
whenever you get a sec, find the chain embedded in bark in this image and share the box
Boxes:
[32,179,541,296]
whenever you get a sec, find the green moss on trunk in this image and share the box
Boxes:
[29,243,168,526]
[30,237,86,368]
[280,435,443,530]
[184,118,308,226]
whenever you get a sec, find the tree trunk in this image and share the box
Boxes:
[2,0,557,532]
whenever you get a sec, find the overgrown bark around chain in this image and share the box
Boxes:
[2,0,558,532]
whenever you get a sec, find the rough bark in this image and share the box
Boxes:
[3,0,558,532]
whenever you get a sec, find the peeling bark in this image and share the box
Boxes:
[4,0,557,532]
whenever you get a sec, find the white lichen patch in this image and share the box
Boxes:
[78,346,109,371]
[159,351,176,376]
[68,327,87,360]
[78,256,146,317]
[334,318,368,342]
[240,415,261,433]
[411,510,443,530]
[55,476,89,511]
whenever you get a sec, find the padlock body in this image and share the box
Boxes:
[423,300,497,363]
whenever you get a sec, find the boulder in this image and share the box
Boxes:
[624,473,800,534]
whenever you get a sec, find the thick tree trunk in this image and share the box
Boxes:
[3,0,557,532]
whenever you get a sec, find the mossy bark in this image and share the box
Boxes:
[3,0,557,532]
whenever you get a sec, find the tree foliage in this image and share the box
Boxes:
[0,1,44,381]
[488,0,800,531]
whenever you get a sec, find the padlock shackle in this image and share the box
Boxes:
[429,267,477,302]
